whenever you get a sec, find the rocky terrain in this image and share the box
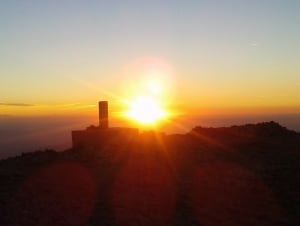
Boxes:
[0,122,299,226]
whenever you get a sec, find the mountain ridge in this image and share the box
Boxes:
[0,121,299,225]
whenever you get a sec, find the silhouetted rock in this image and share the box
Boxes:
[0,122,299,226]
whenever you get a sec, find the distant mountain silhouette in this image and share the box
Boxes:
[0,122,299,226]
[191,121,298,144]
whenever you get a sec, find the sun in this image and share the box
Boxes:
[125,97,167,125]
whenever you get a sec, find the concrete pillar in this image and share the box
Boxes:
[99,101,108,129]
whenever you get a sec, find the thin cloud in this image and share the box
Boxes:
[0,103,35,107]
[0,114,13,118]
[0,102,95,108]
[250,42,259,47]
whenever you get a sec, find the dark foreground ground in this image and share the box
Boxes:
[0,122,299,226]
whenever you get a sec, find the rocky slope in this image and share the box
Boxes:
[0,122,299,226]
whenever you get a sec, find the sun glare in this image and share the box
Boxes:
[147,79,162,95]
[125,97,167,125]
[122,58,174,126]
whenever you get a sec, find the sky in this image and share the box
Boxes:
[0,1,300,117]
